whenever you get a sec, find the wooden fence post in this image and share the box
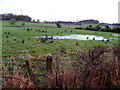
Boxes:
[25,59,35,80]
[46,55,53,73]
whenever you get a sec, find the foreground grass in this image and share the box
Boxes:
[2,45,120,88]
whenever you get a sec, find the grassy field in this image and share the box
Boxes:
[2,20,119,55]
[1,20,120,88]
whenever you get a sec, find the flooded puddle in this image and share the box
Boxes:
[36,34,109,41]
[112,34,120,37]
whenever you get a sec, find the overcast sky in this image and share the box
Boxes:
[0,0,119,23]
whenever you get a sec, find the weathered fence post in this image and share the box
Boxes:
[25,59,35,80]
[46,55,53,73]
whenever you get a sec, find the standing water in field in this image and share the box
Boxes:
[36,34,109,40]
[112,34,120,37]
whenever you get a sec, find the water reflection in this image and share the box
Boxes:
[36,34,109,41]
[112,34,120,37]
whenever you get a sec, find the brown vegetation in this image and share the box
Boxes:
[2,45,120,89]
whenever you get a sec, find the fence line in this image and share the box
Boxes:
[2,53,53,74]
[2,53,53,86]
[2,52,54,57]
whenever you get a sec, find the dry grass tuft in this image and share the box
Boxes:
[2,68,34,88]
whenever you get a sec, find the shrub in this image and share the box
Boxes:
[45,69,82,88]
[22,22,25,26]
[22,39,25,43]
[9,19,16,25]
[49,40,54,43]
[56,23,61,28]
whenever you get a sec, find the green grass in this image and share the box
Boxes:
[1,20,120,88]
[2,20,119,56]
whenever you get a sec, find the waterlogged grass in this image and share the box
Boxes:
[2,20,119,56]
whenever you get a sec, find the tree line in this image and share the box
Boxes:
[0,13,32,22]
[75,25,120,33]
